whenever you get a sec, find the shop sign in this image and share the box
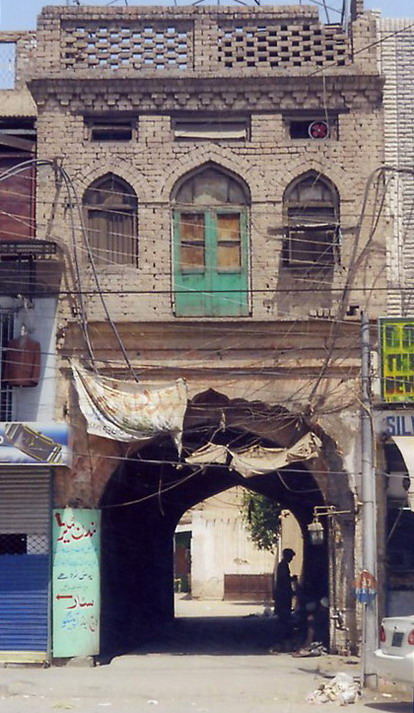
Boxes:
[52,508,101,658]
[0,422,71,466]
[376,411,414,437]
[379,318,414,402]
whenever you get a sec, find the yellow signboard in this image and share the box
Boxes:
[379,318,414,402]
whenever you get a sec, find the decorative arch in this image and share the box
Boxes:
[160,148,256,202]
[283,171,340,268]
[172,163,251,317]
[171,161,251,205]
[98,389,356,656]
[74,158,146,198]
[83,173,138,266]
[278,158,348,204]
[283,170,339,206]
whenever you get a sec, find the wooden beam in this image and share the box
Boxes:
[0,134,35,152]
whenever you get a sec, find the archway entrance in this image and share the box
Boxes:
[99,390,354,656]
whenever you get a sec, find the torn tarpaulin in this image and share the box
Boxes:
[72,364,188,451]
[185,431,322,477]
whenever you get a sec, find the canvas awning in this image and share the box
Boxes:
[390,436,414,511]
[72,364,188,451]
[185,431,322,478]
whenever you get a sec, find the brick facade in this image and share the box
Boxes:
[29,7,385,330]
[22,6,388,655]
[378,18,414,316]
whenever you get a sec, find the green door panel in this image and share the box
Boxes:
[174,209,249,317]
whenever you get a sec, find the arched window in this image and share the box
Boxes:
[173,166,250,316]
[83,174,138,266]
[284,173,339,267]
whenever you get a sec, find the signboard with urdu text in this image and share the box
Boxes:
[379,318,414,403]
[52,508,101,658]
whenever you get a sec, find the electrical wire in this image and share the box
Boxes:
[61,166,139,381]
[0,59,410,428]
[0,13,412,560]
[99,465,206,509]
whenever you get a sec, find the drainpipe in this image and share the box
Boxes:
[361,312,378,688]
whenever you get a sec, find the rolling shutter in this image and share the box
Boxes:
[0,467,50,662]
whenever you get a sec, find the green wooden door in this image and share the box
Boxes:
[174,209,249,317]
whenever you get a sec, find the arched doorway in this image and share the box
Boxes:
[99,390,354,656]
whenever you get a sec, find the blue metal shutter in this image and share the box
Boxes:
[0,467,50,661]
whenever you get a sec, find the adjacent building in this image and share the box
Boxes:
[375,18,414,619]
[0,30,69,662]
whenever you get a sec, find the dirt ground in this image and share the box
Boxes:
[0,595,411,713]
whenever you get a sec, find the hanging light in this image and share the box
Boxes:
[308,516,324,545]
[307,505,353,546]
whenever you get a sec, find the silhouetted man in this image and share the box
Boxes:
[273,548,295,645]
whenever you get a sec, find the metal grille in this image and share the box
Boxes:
[0,43,16,90]
[0,468,50,534]
[0,312,13,421]
[0,468,50,656]
[0,534,48,555]
[0,534,27,555]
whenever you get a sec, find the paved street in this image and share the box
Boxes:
[0,597,411,713]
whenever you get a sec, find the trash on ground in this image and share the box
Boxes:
[305,672,361,705]
[293,641,328,658]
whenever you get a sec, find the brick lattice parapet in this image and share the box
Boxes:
[32,5,364,77]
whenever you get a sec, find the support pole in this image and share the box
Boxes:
[360,312,378,688]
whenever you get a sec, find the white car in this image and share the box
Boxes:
[374,615,414,686]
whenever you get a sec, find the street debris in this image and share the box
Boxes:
[305,672,361,705]
[293,642,327,657]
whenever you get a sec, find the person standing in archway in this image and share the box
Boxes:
[273,548,296,645]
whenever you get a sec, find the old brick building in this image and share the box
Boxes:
[374,18,414,621]
[0,2,388,659]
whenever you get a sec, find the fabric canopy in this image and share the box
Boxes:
[185,431,322,478]
[72,364,188,451]
[185,442,228,465]
[391,436,414,511]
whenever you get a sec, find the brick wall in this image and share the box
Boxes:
[0,31,36,89]
[26,10,384,650]
[378,18,414,316]
[28,7,385,326]
[32,5,381,77]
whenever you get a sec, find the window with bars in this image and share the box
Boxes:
[0,312,13,420]
[83,174,138,266]
[283,172,339,268]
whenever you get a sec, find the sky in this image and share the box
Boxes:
[0,0,412,31]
